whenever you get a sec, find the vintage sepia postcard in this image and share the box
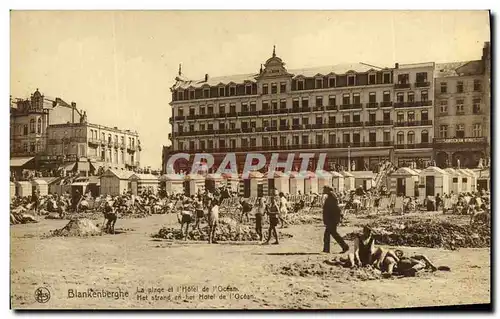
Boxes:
[9,10,491,310]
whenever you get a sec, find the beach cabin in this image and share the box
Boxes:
[303,171,319,195]
[15,181,32,197]
[351,171,376,190]
[10,182,15,199]
[130,173,160,195]
[100,169,134,196]
[444,168,463,195]
[330,171,345,192]
[289,171,305,195]
[266,171,290,196]
[474,168,490,191]
[341,171,355,191]
[418,166,449,197]
[457,169,475,193]
[388,167,419,197]
[222,172,240,193]
[316,170,333,191]
[184,174,205,196]
[205,173,224,193]
[463,168,478,192]
[240,171,265,198]
[160,174,184,195]
[31,179,49,196]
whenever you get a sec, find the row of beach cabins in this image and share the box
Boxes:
[11,167,489,200]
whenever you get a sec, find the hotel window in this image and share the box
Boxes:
[263,120,269,128]
[241,103,248,112]
[293,98,300,108]
[178,109,184,117]
[219,122,225,130]
[241,139,248,148]
[203,88,210,98]
[178,142,184,150]
[353,113,360,123]
[353,93,360,105]
[407,131,415,144]
[280,82,286,93]
[219,139,226,148]
[440,82,447,93]
[473,80,481,92]
[456,99,464,113]
[189,90,195,100]
[230,139,236,149]
[342,94,350,105]
[421,110,429,121]
[189,108,195,116]
[398,74,409,84]
[250,121,256,128]
[302,97,309,108]
[369,74,376,85]
[439,125,448,138]
[416,72,427,84]
[369,132,376,143]
[316,134,323,145]
[302,135,309,145]
[262,101,269,111]
[292,136,299,145]
[37,118,42,133]
[473,98,481,114]
[473,124,482,137]
[408,92,415,103]
[328,95,336,106]
[271,137,278,146]
[369,92,376,103]
[29,119,35,133]
[347,75,355,86]
[23,142,28,152]
[250,102,257,112]
[440,100,448,113]
[383,91,391,102]
[408,111,415,123]
[397,132,404,145]
[369,113,376,123]
[302,118,309,125]
[271,120,277,127]
[329,134,336,144]
[397,92,404,103]
[343,133,350,144]
[200,107,206,115]
[352,133,360,144]
[397,112,404,123]
[316,96,323,107]
[101,132,105,140]
[421,90,428,102]
[262,84,269,95]
[280,136,287,146]
[280,99,287,109]
[30,142,35,152]
[189,124,195,132]
[245,85,252,95]
[230,103,236,114]
[455,124,465,138]
[250,138,256,147]
[207,105,214,115]
[200,124,206,131]
[230,122,236,129]
[316,116,323,125]
[271,100,278,110]
[421,130,429,143]
[218,104,225,115]
[279,119,287,127]
[208,140,213,149]
[262,137,270,147]
[271,83,277,94]
[343,114,350,123]
[328,77,336,88]
[229,86,236,96]
[297,80,305,90]
[329,116,336,124]
[178,91,184,100]
[241,122,248,129]
[189,141,195,151]
[208,123,213,130]
[219,87,225,97]
[383,131,391,142]
[108,134,112,143]
[383,73,391,84]
[200,141,206,150]
[315,78,323,89]
[292,118,300,126]
[456,81,464,93]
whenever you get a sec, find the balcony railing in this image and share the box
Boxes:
[394,100,433,108]
[340,104,362,110]
[380,101,393,107]
[313,106,325,112]
[415,81,430,88]
[395,83,411,89]
[326,105,338,111]
[174,115,185,121]
[88,138,100,145]
[394,143,432,149]
[394,120,433,127]
[366,102,379,109]
[364,120,393,127]
[336,121,363,128]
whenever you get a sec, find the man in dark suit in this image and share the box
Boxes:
[323,186,349,253]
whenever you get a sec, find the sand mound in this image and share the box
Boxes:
[153,217,293,242]
[346,218,490,250]
[50,218,102,237]
[277,260,383,281]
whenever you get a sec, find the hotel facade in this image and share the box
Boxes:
[167,48,435,172]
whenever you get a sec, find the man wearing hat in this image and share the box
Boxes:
[322,186,349,254]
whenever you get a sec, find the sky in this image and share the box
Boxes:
[10,11,490,168]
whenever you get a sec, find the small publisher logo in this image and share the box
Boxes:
[34,287,50,303]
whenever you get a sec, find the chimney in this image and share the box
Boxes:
[395,63,399,69]
[71,102,75,123]
[205,74,209,82]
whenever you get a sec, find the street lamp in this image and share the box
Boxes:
[348,144,351,172]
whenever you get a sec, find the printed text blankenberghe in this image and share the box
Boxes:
[68,288,129,300]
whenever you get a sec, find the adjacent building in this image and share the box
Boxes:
[167,47,435,172]
[433,42,490,168]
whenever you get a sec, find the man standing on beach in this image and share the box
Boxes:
[322,186,349,254]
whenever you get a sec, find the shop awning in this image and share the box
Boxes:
[10,157,35,167]
[64,163,76,171]
[77,162,90,171]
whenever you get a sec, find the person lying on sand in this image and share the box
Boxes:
[346,226,398,269]
[381,249,450,278]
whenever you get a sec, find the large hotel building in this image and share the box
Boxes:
[166,42,490,173]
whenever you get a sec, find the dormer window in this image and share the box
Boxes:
[218,87,225,97]
[328,77,336,88]
[189,90,195,100]
[271,83,277,94]
[383,72,391,84]
[315,78,323,89]
[280,82,286,93]
[263,84,269,95]
[347,75,356,86]
[245,84,252,95]
[229,86,236,96]
[178,91,184,100]
[203,88,210,98]
[297,80,305,90]
[368,74,376,85]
